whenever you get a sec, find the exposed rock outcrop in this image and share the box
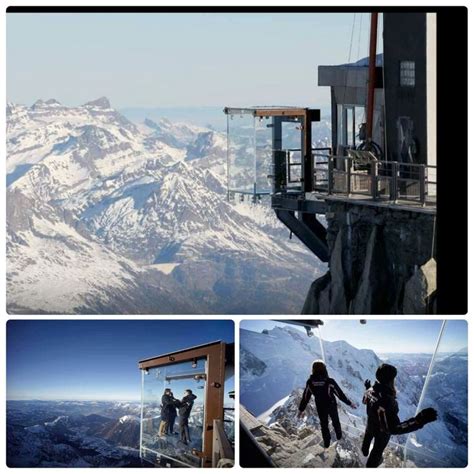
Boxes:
[303,201,436,314]
[403,258,437,314]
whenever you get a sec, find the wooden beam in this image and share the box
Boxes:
[138,341,221,369]
[254,107,306,116]
[203,342,226,467]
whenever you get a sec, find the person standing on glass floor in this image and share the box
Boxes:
[298,360,357,448]
[362,363,438,468]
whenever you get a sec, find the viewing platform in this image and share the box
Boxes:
[224,106,437,266]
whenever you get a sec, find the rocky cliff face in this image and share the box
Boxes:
[303,201,437,314]
[243,390,409,468]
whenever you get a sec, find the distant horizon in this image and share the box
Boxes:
[240,320,468,354]
[7,12,382,108]
[7,97,228,108]
[7,96,332,113]
[7,96,331,130]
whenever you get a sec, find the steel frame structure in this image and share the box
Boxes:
[139,341,228,468]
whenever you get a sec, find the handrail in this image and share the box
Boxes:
[312,155,436,206]
[312,155,437,168]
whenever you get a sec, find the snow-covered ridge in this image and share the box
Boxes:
[119,415,139,424]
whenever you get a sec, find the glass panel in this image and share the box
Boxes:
[337,104,344,147]
[404,321,468,467]
[281,119,302,150]
[141,358,207,467]
[255,116,273,195]
[346,107,354,148]
[227,112,256,194]
[224,374,235,446]
[282,119,303,191]
[354,106,366,147]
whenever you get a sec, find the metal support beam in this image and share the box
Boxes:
[366,12,379,142]
[271,195,327,214]
[303,109,314,193]
[272,116,285,193]
[275,209,329,262]
[330,89,338,155]
[302,212,328,244]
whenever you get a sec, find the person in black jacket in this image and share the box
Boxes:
[362,363,438,468]
[158,388,177,437]
[178,389,197,445]
[298,360,357,448]
[167,393,179,435]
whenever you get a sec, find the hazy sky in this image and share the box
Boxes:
[7,320,234,401]
[240,320,468,354]
[7,12,379,108]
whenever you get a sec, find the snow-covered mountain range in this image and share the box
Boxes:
[7,98,328,314]
[240,326,467,467]
[7,399,235,467]
[7,400,144,467]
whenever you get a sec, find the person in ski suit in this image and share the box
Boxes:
[298,360,357,448]
[362,363,438,468]
[178,389,197,445]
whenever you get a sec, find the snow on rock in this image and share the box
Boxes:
[7,98,326,314]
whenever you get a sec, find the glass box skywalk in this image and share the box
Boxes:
[139,341,234,468]
[224,107,321,200]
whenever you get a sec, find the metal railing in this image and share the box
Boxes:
[283,147,333,186]
[313,155,436,206]
[285,149,303,184]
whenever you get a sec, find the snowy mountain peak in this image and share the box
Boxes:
[83,97,112,109]
[45,98,62,106]
[143,117,158,129]
[31,98,62,109]
[119,415,139,424]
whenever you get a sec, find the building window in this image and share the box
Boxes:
[400,61,415,87]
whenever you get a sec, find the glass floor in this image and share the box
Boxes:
[241,320,467,468]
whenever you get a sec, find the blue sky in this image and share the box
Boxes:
[240,320,468,354]
[7,12,379,108]
[7,320,234,401]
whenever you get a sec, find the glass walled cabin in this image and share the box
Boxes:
[224,107,324,201]
[139,341,234,468]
